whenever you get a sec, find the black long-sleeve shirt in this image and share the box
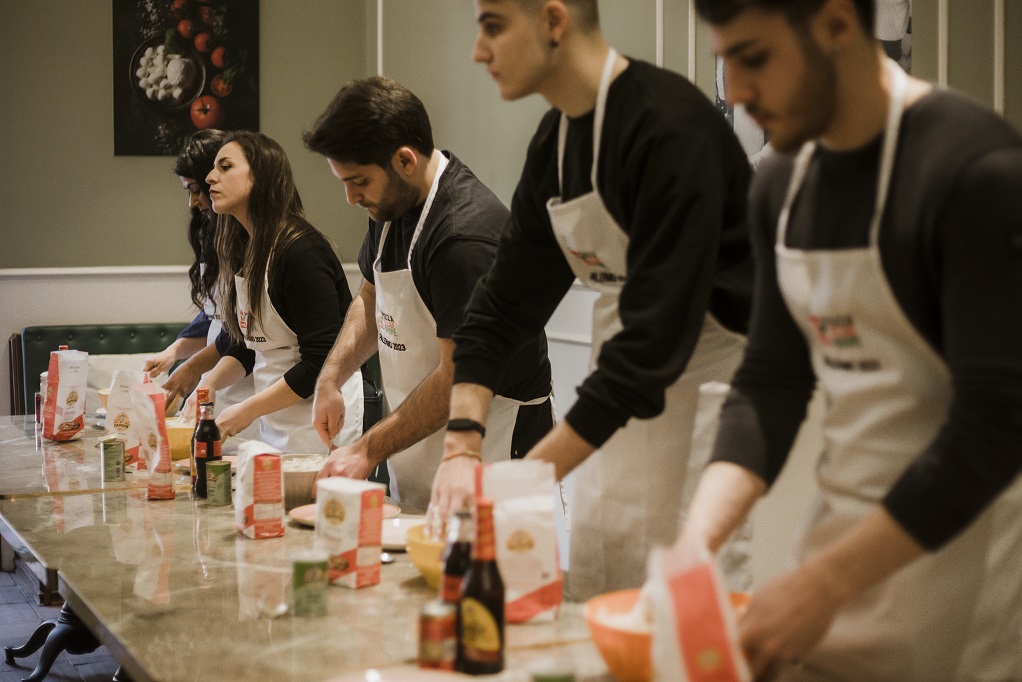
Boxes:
[221,231,352,399]
[712,89,1022,550]
[452,58,753,448]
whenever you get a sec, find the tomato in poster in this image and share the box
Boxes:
[197,5,216,25]
[210,46,229,69]
[170,0,189,19]
[210,75,232,97]
[178,19,198,40]
[194,32,213,53]
[191,96,225,129]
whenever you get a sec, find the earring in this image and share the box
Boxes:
[549,38,559,48]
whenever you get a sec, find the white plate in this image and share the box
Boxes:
[327,666,465,681]
[382,515,426,551]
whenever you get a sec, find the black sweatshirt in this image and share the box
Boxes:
[452,58,754,448]
[221,231,352,399]
[712,89,1022,550]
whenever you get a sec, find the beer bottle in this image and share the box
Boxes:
[457,498,504,675]
[192,401,221,498]
[441,509,473,604]
[189,388,210,490]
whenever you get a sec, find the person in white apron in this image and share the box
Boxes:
[432,1,755,600]
[678,2,1022,678]
[304,78,555,513]
[149,130,258,442]
[195,131,363,454]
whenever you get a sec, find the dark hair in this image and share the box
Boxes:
[518,0,600,32]
[695,0,874,33]
[302,76,434,168]
[213,131,320,342]
[174,129,228,310]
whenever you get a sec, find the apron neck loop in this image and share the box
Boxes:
[374,151,450,272]
[556,48,619,194]
[777,59,909,249]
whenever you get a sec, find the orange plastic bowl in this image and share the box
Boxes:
[584,588,751,682]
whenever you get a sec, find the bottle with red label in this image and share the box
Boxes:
[441,509,473,604]
[192,400,221,498]
[457,498,504,675]
[189,388,210,490]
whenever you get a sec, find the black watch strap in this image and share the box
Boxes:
[447,418,486,438]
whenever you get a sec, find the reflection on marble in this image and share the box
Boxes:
[0,415,148,498]
[0,487,611,681]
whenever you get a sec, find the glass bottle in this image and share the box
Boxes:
[457,498,504,675]
[192,400,221,498]
[441,509,473,604]
[189,387,210,489]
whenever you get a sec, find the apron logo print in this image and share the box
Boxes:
[808,315,861,348]
[239,311,266,343]
[568,249,606,267]
[378,311,397,337]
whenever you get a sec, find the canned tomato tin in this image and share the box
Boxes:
[418,599,457,670]
[292,550,329,617]
[206,460,232,506]
[101,438,125,482]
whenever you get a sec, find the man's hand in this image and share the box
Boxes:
[162,363,203,404]
[143,349,176,377]
[216,401,256,438]
[429,430,483,522]
[739,564,844,679]
[312,381,346,447]
[313,442,373,497]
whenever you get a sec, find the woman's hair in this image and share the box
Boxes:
[213,130,319,342]
[174,129,228,310]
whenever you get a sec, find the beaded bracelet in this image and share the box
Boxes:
[441,450,482,462]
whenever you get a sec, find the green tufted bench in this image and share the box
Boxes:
[11,323,188,415]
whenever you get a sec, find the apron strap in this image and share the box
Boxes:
[373,152,450,273]
[407,152,450,266]
[555,48,619,194]
[776,59,908,250]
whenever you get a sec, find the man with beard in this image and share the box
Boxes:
[303,77,554,512]
[672,0,1022,679]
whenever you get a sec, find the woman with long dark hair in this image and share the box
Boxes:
[196,131,363,452]
[143,129,226,381]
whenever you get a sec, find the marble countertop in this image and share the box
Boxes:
[0,415,150,499]
[0,416,614,681]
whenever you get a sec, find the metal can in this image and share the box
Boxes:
[101,438,125,482]
[206,460,232,506]
[418,599,457,670]
[292,550,329,617]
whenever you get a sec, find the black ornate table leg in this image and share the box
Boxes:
[3,602,99,682]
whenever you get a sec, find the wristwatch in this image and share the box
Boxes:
[446,418,486,438]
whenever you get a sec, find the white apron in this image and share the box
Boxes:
[234,272,363,454]
[201,285,258,443]
[547,50,748,601]
[775,62,1022,682]
[375,153,551,513]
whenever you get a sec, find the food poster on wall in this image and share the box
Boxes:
[714,0,911,166]
[112,0,259,156]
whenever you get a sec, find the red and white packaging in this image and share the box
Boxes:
[235,441,285,539]
[313,477,385,588]
[131,383,175,501]
[105,369,150,468]
[481,459,562,623]
[648,547,751,682]
[41,350,89,442]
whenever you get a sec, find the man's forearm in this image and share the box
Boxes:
[680,461,767,552]
[359,363,454,465]
[319,283,378,389]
